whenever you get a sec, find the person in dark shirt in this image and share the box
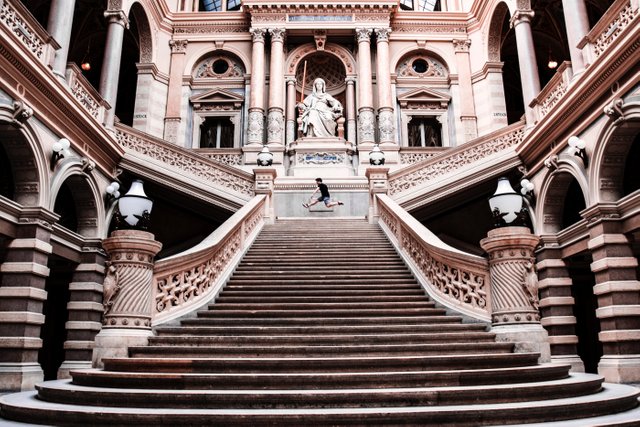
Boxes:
[303,178,344,209]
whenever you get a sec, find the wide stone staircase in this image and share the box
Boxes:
[2,218,640,425]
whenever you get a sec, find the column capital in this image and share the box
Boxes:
[345,76,357,84]
[268,28,286,43]
[104,10,129,28]
[355,28,373,43]
[510,9,535,28]
[375,28,391,42]
[169,39,188,54]
[250,27,267,43]
[453,38,471,53]
[285,76,296,85]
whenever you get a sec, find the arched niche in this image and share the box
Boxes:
[129,2,153,63]
[539,165,588,234]
[286,43,356,81]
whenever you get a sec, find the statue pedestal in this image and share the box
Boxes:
[288,137,355,177]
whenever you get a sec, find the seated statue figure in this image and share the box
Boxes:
[298,78,343,138]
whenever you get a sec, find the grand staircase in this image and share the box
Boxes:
[2,218,640,425]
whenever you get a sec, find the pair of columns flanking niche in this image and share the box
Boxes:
[246,27,397,148]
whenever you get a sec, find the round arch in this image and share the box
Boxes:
[186,47,250,78]
[285,43,357,78]
[128,1,154,63]
[487,1,511,62]
[390,45,452,76]
[589,99,640,204]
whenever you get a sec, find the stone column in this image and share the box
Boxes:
[92,230,162,368]
[247,28,267,146]
[356,28,375,145]
[583,204,640,383]
[345,77,357,148]
[46,0,77,78]
[365,167,389,224]
[285,77,297,148]
[453,38,478,142]
[536,240,584,371]
[99,9,129,128]
[375,28,395,146]
[561,0,590,74]
[0,208,57,391]
[58,240,106,378]
[510,9,541,127]
[480,226,550,362]
[163,39,188,144]
[267,28,286,147]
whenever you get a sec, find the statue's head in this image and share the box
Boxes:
[313,78,325,93]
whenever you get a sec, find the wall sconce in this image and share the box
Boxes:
[51,138,71,169]
[369,143,385,165]
[256,145,273,166]
[489,177,528,228]
[105,182,121,199]
[114,180,153,230]
[567,136,588,167]
[520,178,535,197]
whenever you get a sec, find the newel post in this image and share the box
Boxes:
[254,167,277,224]
[480,226,550,362]
[365,167,389,224]
[92,230,162,368]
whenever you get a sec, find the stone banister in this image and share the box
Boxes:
[64,62,110,124]
[152,195,266,325]
[376,194,491,322]
[388,121,525,199]
[530,61,573,122]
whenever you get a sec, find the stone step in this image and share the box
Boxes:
[222,284,423,291]
[32,375,604,409]
[224,278,420,286]
[198,307,448,318]
[186,315,466,326]
[218,289,426,297]
[213,295,431,303]
[70,363,566,390]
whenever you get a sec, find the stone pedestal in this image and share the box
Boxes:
[92,230,162,368]
[288,137,354,177]
[480,226,550,362]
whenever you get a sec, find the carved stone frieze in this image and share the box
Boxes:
[247,110,264,145]
[267,110,283,144]
[194,56,244,78]
[453,39,471,53]
[594,2,636,56]
[0,0,46,59]
[297,152,346,165]
[169,39,188,54]
[378,109,395,142]
[399,151,437,165]
[357,109,376,143]
[396,55,447,78]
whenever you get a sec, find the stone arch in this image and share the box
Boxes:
[129,2,153,63]
[487,1,511,62]
[50,164,104,238]
[538,160,589,234]
[391,46,451,77]
[590,99,640,204]
[286,43,357,79]
[186,47,250,78]
[0,104,49,207]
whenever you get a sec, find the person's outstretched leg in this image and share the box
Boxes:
[326,200,344,207]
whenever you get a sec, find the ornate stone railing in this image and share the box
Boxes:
[376,194,491,322]
[152,195,266,325]
[530,61,573,122]
[114,124,254,199]
[388,122,525,197]
[399,147,447,165]
[193,148,243,167]
[0,0,59,67]
[579,0,639,63]
[65,63,110,123]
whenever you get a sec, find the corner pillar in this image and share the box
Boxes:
[365,167,389,224]
[254,168,277,223]
[99,9,129,128]
[510,9,541,127]
[163,39,188,144]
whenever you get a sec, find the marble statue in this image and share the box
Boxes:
[298,78,343,138]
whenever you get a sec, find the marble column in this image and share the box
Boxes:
[510,9,541,127]
[536,241,584,372]
[99,9,129,128]
[267,28,286,147]
[356,28,375,145]
[345,77,357,148]
[46,0,77,78]
[0,207,58,391]
[453,38,478,142]
[247,28,267,145]
[163,39,188,144]
[583,204,640,383]
[285,77,297,148]
[375,28,395,145]
[561,0,590,74]
[58,240,106,378]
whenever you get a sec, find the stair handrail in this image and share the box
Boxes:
[151,195,266,325]
[376,194,491,322]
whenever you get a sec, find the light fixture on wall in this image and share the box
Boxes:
[50,137,71,169]
[520,178,535,197]
[369,143,385,166]
[489,177,528,228]
[105,182,121,199]
[115,180,153,230]
[256,145,273,166]
[547,50,558,70]
[567,136,588,167]
[80,42,91,71]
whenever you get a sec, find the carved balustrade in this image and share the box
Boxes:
[388,122,525,197]
[114,124,254,199]
[398,147,447,165]
[193,148,243,167]
[0,0,59,68]
[376,194,491,322]
[530,61,573,122]
[578,0,639,65]
[64,63,110,123]
[152,195,266,325]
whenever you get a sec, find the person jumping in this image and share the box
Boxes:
[303,178,344,209]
